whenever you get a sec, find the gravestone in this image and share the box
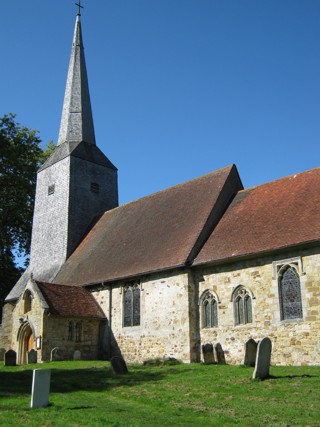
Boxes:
[73,350,81,360]
[214,343,226,364]
[50,347,61,361]
[202,343,215,364]
[244,338,258,367]
[0,348,5,361]
[252,337,272,380]
[110,356,128,374]
[30,369,51,409]
[4,349,16,366]
[27,349,37,364]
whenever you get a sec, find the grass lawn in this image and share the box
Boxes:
[0,360,319,426]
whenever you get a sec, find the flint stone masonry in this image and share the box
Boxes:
[202,343,215,364]
[30,369,51,409]
[253,337,272,380]
[5,349,16,366]
[92,270,192,363]
[244,339,258,367]
[27,349,37,364]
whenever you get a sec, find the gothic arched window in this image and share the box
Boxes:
[123,282,140,327]
[279,266,302,320]
[75,322,82,342]
[233,286,253,325]
[201,291,218,328]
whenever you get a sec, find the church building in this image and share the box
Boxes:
[1,12,319,366]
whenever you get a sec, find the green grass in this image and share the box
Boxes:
[0,361,319,426]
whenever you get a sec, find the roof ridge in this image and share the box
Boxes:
[102,164,235,216]
[239,165,320,194]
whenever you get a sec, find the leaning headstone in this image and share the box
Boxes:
[244,338,258,367]
[0,348,6,362]
[30,369,51,409]
[50,347,61,361]
[4,349,16,366]
[73,350,81,360]
[110,356,128,374]
[27,349,37,364]
[214,343,226,364]
[252,337,272,380]
[202,343,215,364]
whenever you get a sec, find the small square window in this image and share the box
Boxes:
[91,182,100,193]
[48,184,55,195]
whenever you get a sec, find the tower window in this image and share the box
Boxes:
[48,184,55,195]
[91,182,100,193]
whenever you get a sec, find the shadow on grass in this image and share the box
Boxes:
[268,374,317,380]
[0,365,192,398]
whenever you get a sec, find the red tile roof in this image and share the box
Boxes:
[195,167,320,265]
[55,165,242,286]
[36,281,105,318]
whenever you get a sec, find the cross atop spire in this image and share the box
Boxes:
[75,1,83,16]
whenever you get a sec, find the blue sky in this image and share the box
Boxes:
[1,0,319,205]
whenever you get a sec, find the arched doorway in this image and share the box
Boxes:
[17,322,35,364]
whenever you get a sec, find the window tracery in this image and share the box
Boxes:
[233,286,252,325]
[200,291,218,328]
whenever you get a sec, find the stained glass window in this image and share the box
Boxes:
[233,287,252,325]
[279,266,302,320]
[202,292,218,328]
[123,282,140,327]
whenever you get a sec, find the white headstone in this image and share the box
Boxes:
[73,350,81,360]
[30,369,51,409]
[252,337,272,380]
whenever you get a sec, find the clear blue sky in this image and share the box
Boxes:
[1,0,319,204]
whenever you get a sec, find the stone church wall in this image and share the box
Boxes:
[0,302,15,350]
[41,315,101,361]
[92,270,192,363]
[196,247,320,366]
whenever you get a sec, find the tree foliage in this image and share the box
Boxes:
[0,113,53,313]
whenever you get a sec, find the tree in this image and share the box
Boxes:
[0,113,53,315]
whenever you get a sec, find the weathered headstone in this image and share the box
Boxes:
[252,337,272,380]
[244,338,258,367]
[0,348,6,362]
[27,349,37,364]
[4,349,16,366]
[73,350,81,360]
[214,343,226,364]
[110,356,128,374]
[30,369,51,409]
[202,343,215,364]
[50,347,61,361]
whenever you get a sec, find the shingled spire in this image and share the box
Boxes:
[57,14,95,146]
